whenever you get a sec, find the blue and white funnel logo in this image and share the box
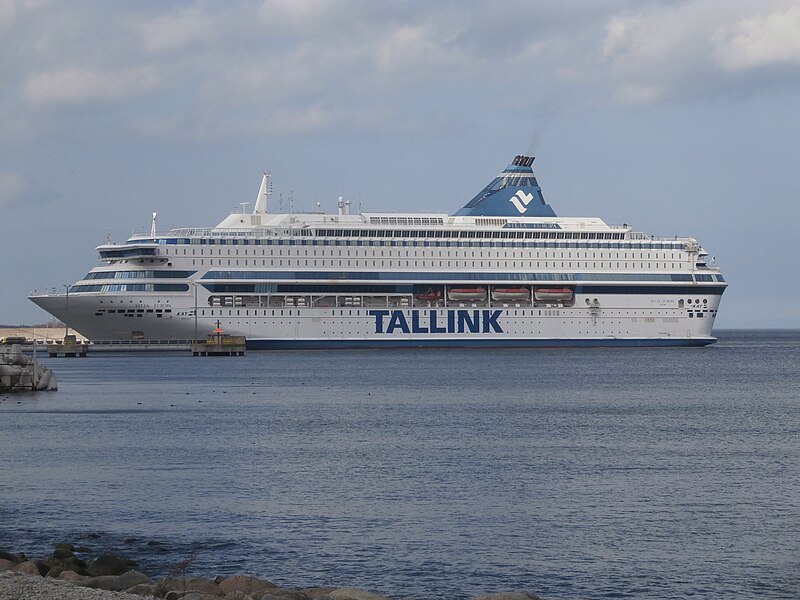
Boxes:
[509,190,534,214]
[454,156,557,218]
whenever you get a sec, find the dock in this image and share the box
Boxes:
[191,335,247,356]
[0,328,89,357]
[46,335,89,357]
[191,322,246,356]
[191,321,246,356]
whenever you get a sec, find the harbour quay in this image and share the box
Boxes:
[0,326,89,357]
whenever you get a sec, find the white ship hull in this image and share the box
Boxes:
[31,288,721,348]
[29,155,726,348]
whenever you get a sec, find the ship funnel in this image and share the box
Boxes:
[454,156,556,217]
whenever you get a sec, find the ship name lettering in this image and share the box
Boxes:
[369,309,503,334]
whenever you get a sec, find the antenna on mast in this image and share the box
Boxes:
[150,212,157,237]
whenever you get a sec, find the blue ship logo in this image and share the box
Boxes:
[509,190,534,214]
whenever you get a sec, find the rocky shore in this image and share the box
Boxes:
[0,544,542,600]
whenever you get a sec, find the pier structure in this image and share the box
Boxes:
[191,322,246,356]
[46,335,89,357]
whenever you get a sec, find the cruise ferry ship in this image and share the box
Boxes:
[29,156,726,348]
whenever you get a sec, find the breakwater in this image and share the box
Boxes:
[0,344,57,391]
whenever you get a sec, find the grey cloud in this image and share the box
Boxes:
[602,0,800,104]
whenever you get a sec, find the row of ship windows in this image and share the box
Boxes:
[87,305,716,321]
[85,270,196,280]
[142,309,709,320]
[71,278,724,294]
[90,307,705,319]
[76,267,723,284]
[168,248,683,259]
[79,271,706,285]
[189,258,685,270]
[93,308,173,317]
[148,231,635,243]
[73,284,189,292]
[142,238,685,249]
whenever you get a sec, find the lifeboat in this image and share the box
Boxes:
[534,287,574,302]
[448,287,487,301]
[491,287,530,301]
[415,290,443,301]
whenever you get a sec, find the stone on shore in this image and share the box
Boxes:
[301,588,335,599]
[88,554,137,576]
[328,588,393,600]
[159,575,223,597]
[45,565,64,578]
[167,593,221,600]
[217,574,277,596]
[222,592,252,600]
[84,570,152,591]
[0,544,548,600]
[13,560,40,575]
[126,582,161,597]
[55,542,75,552]
[252,588,313,600]
[59,570,91,584]
[0,550,23,563]
[0,559,17,572]
[54,547,76,560]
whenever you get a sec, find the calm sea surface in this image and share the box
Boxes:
[1,330,799,599]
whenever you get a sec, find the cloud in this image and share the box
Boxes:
[0,172,25,207]
[713,6,800,71]
[602,7,718,104]
[377,24,445,72]
[11,0,800,141]
[138,6,217,53]
[0,0,16,30]
[131,103,333,140]
[602,1,800,104]
[1,0,47,31]
[23,66,161,104]
[6,1,594,139]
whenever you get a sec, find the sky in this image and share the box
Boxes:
[1,0,799,328]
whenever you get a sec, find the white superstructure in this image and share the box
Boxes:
[29,156,726,348]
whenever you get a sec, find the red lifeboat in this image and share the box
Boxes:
[491,287,530,300]
[447,287,487,301]
[534,287,574,301]
[415,290,443,301]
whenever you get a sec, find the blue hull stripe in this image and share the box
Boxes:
[247,338,716,350]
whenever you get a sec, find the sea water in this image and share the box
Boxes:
[1,330,798,599]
